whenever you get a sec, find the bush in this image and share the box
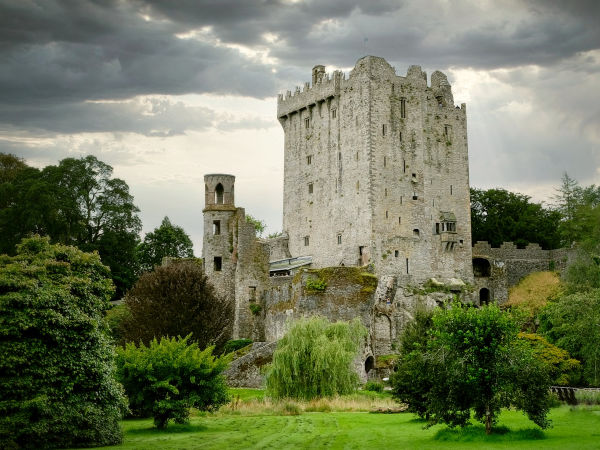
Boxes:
[116,335,231,428]
[120,262,233,351]
[364,381,384,393]
[391,303,552,434]
[0,236,127,448]
[224,338,253,354]
[266,317,367,400]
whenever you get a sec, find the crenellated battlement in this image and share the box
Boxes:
[472,241,569,265]
[277,69,345,118]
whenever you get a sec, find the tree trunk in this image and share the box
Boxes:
[485,405,492,435]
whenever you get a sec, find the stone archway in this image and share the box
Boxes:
[365,355,375,374]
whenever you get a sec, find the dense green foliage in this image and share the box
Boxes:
[0,236,126,448]
[266,317,367,400]
[364,381,384,393]
[539,289,600,386]
[392,304,552,434]
[137,216,194,273]
[0,153,142,297]
[245,214,266,237]
[115,335,231,428]
[120,262,233,350]
[470,187,561,249]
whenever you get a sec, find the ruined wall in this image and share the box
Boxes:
[277,56,472,285]
[472,241,571,304]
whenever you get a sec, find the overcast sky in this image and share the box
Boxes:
[1,0,599,254]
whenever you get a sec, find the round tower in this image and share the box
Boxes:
[202,174,237,302]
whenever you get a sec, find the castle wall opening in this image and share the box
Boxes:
[215,183,224,204]
[473,258,491,277]
[365,356,375,374]
[479,288,490,305]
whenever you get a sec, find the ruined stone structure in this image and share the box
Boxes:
[203,57,564,384]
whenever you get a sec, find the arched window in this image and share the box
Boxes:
[473,258,491,277]
[215,183,224,204]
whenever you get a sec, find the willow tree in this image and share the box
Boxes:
[266,317,367,400]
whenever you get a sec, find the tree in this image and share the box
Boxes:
[391,304,552,434]
[539,289,600,386]
[265,317,367,400]
[0,154,142,298]
[137,216,194,273]
[470,187,561,249]
[0,236,126,448]
[246,214,266,237]
[116,335,231,428]
[120,261,233,351]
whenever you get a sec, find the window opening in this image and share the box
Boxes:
[304,117,310,128]
[384,188,388,197]
[338,152,342,161]
[213,220,221,235]
[304,236,310,246]
[356,181,360,192]
[308,183,313,194]
[450,185,453,195]
[412,194,418,200]
[384,156,387,167]
[385,210,388,219]
[394,250,399,257]
[406,258,409,274]
[398,216,401,224]
[337,234,342,245]
[382,124,387,136]
[332,108,337,119]
[413,229,420,237]
[399,131,403,142]
[215,183,224,204]
[307,155,312,165]
[435,223,440,234]
[403,160,406,173]
[249,286,256,300]
[214,257,222,272]
[400,98,406,118]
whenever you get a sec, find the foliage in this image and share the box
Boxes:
[539,289,600,386]
[0,153,27,183]
[0,236,127,448]
[391,304,552,434]
[574,390,600,405]
[105,303,132,343]
[120,262,233,351]
[249,303,262,315]
[116,335,231,428]
[223,339,253,354]
[470,187,561,249]
[137,216,194,273]
[245,214,266,237]
[305,276,327,292]
[266,317,367,400]
[364,381,384,393]
[375,354,399,369]
[518,333,581,386]
[267,231,284,239]
[504,271,563,330]
[0,154,142,298]
[399,307,434,353]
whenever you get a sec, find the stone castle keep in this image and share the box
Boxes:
[202,56,568,383]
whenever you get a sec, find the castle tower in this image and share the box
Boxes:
[202,174,237,303]
[277,56,473,284]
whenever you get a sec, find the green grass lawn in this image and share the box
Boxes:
[94,404,600,449]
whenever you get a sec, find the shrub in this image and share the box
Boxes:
[116,335,231,428]
[391,303,552,434]
[266,317,367,400]
[305,277,327,292]
[249,303,262,316]
[224,338,253,354]
[0,236,127,448]
[120,262,233,351]
[364,381,384,393]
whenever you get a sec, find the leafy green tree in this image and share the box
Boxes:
[120,261,233,350]
[392,304,552,434]
[116,335,231,428]
[470,187,561,249]
[0,154,142,298]
[0,236,127,448]
[266,317,367,400]
[246,214,266,237]
[137,216,194,273]
[539,289,600,386]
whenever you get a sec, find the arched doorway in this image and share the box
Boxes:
[473,258,491,277]
[480,288,490,305]
[365,356,375,374]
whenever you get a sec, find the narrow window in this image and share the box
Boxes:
[248,286,256,300]
[413,229,420,237]
[400,98,406,118]
[399,131,402,142]
[305,117,310,128]
[382,124,387,136]
[384,188,388,197]
[304,236,309,246]
[356,181,360,192]
[444,124,451,137]
[403,160,406,173]
[450,185,453,195]
[214,257,222,272]
[307,155,312,165]
[332,108,337,119]
[394,250,399,258]
[338,152,342,161]
[213,220,221,235]
[406,257,409,274]
[383,156,387,167]
[400,196,403,205]
[435,223,440,234]
[385,210,389,219]
[355,151,359,161]
[398,216,401,224]
[215,183,224,204]
[337,234,342,245]
[308,183,313,194]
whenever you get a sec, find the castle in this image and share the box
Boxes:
[202,56,568,383]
